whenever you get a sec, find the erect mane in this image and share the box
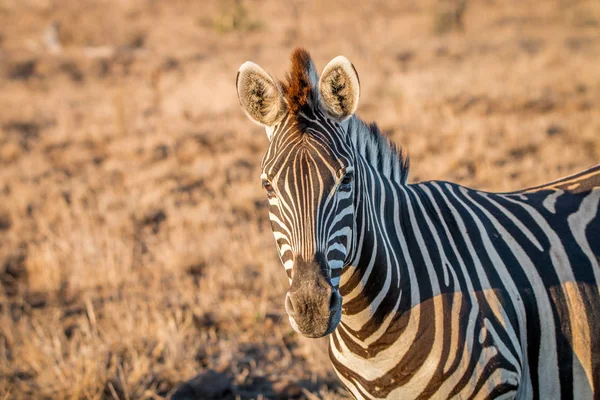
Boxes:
[279,48,318,115]
[349,116,410,184]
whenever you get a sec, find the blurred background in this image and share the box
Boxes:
[0,0,599,398]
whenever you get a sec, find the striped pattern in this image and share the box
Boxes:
[240,50,600,399]
[262,109,356,285]
[263,111,600,399]
[332,168,600,399]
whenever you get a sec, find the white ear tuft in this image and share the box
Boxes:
[236,61,287,128]
[318,56,360,121]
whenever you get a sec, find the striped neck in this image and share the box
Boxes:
[346,116,410,186]
[337,125,415,339]
[335,136,449,344]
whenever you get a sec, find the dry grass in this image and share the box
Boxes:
[0,0,599,398]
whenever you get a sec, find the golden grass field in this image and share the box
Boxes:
[0,0,599,398]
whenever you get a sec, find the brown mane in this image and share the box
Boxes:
[280,48,317,114]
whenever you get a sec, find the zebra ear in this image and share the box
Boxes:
[236,61,287,129]
[318,56,360,121]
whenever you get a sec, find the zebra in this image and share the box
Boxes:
[235,48,600,399]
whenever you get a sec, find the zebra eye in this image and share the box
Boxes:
[263,179,275,193]
[341,172,353,186]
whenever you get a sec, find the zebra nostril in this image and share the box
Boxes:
[329,290,339,311]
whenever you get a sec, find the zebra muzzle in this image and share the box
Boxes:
[284,257,342,338]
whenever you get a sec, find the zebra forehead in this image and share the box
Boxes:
[271,113,350,155]
[297,145,342,171]
[262,112,353,178]
[264,141,347,180]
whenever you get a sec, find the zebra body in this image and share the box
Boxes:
[236,48,600,399]
[332,171,600,399]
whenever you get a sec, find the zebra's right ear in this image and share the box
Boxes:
[236,62,287,130]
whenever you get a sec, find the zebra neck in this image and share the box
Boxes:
[338,160,416,335]
[338,171,463,338]
[346,116,409,185]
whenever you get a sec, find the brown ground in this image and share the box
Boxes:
[0,0,599,399]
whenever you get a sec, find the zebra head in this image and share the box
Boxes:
[236,49,360,338]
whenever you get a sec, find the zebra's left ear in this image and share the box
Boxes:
[318,56,360,121]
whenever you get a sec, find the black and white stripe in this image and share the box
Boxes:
[264,109,600,399]
[237,49,600,399]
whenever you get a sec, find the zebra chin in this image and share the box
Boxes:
[285,288,343,338]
